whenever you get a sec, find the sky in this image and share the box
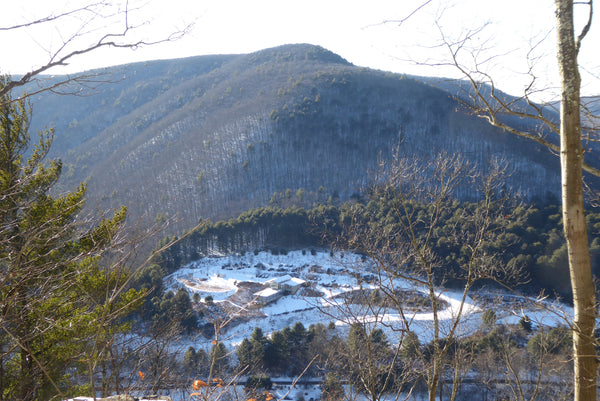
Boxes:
[2,0,600,101]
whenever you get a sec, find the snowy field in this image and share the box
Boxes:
[164,250,572,348]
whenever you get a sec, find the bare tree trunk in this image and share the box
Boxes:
[555,1,597,400]
[0,353,3,401]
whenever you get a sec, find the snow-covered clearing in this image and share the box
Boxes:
[165,250,572,347]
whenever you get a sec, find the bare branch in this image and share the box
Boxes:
[0,1,110,31]
[380,0,433,27]
[575,0,593,53]
[1,1,193,104]
[429,16,600,179]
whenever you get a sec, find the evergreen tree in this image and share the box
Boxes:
[173,288,198,333]
[287,322,308,374]
[183,347,197,375]
[237,339,254,372]
[209,342,229,376]
[481,309,497,331]
[0,76,137,400]
[149,289,198,334]
[238,327,269,374]
[321,372,345,401]
[265,330,289,373]
[251,327,267,344]
[400,331,421,360]
[183,346,209,376]
[345,323,396,399]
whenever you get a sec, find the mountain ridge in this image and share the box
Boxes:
[25,44,567,233]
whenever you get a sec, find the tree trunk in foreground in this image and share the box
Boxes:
[555,1,597,400]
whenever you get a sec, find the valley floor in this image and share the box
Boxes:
[164,250,571,348]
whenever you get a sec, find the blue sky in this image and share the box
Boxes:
[2,0,599,101]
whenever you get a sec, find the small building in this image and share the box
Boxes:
[264,275,306,294]
[253,287,282,305]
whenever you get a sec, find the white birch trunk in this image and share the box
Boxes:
[555,1,597,400]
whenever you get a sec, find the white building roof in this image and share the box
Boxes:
[266,275,293,284]
[289,277,306,286]
[254,288,279,298]
[265,275,306,287]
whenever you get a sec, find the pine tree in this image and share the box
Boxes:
[183,346,198,375]
[237,339,254,372]
[0,76,135,400]
[209,342,229,376]
[265,330,289,373]
[321,372,345,401]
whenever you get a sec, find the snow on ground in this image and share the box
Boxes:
[164,250,572,348]
[499,300,574,329]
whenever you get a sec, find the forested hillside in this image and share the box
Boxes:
[27,44,565,233]
[155,197,600,300]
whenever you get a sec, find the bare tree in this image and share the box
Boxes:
[554,4,597,400]
[0,0,192,104]
[416,1,598,400]
[470,318,573,401]
[319,286,412,401]
[330,151,521,401]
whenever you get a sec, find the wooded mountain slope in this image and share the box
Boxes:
[28,44,564,233]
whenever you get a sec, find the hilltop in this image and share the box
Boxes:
[27,44,566,233]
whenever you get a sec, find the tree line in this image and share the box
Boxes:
[190,317,573,401]
[156,196,600,302]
